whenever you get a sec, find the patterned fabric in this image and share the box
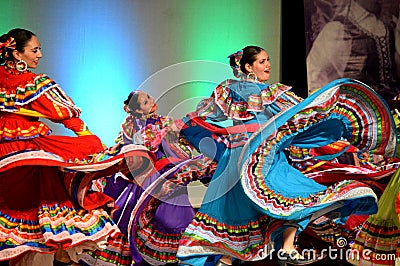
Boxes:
[0,65,90,142]
[348,167,400,266]
[62,144,155,210]
[0,64,155,263]
[195,79,298,120]
[131,155,216,265]
[0,201,120,259]
[0,113,51,141]
[81,112,215,265]
[80,232,132,266]
[177,78,391,263]
[0,66,80,115]
[0,146,154,262]
[240,79,396,216]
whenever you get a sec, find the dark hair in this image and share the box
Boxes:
[239,45,264,74]
[124,91,140,114]
[0,28,36,64]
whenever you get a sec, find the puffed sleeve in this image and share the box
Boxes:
[133,115,174,152]
[23,75,92,135]
[115,114,175,153]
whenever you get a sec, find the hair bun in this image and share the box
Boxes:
[227,49,243,78]
[0,36,16,63]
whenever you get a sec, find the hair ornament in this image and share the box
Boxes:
[0,37,16,61]
[227,49,243,78]
[123,104,131,113]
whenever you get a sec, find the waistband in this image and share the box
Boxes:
[0,112,39,122]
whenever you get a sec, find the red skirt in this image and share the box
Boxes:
[0,134,155,262]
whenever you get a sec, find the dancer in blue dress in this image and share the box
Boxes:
[175,46,395,265]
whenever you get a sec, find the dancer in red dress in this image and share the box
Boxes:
[0,28,154,266]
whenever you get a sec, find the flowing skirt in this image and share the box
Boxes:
[177,78,395,264]
[0,134,154,264]
[79,154,215,265]
[348,167,400,266]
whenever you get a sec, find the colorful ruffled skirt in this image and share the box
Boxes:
[177,78,396,265]
[79,154,216,265]
[0,135,154,265]
[348,167,400,266]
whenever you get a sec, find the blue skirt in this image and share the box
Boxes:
[177,78,396,264]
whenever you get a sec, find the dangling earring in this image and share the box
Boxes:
[15,59,28,72]
[246,72,258,81]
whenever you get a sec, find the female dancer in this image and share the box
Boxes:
[80,90,215,265]
[0,28,154,265]
[175,46,395,265]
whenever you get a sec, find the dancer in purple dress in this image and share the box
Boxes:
[81,90,215,266]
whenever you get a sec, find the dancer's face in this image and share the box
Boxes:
[13,35,42,69]
[246,50,271,82]
[135,91,157,115]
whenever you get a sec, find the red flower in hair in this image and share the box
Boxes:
[0,37,16,61]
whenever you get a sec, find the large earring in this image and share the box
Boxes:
[16,59,28,72]
[246,72,258,81]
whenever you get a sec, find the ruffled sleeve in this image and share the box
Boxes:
[114,115,136,145]
[0,70,91,137]
[195,79,296,121]
[1,73,81,117]
[27,75,81,117]
[115,114,176,153]
[135,115,174,153]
